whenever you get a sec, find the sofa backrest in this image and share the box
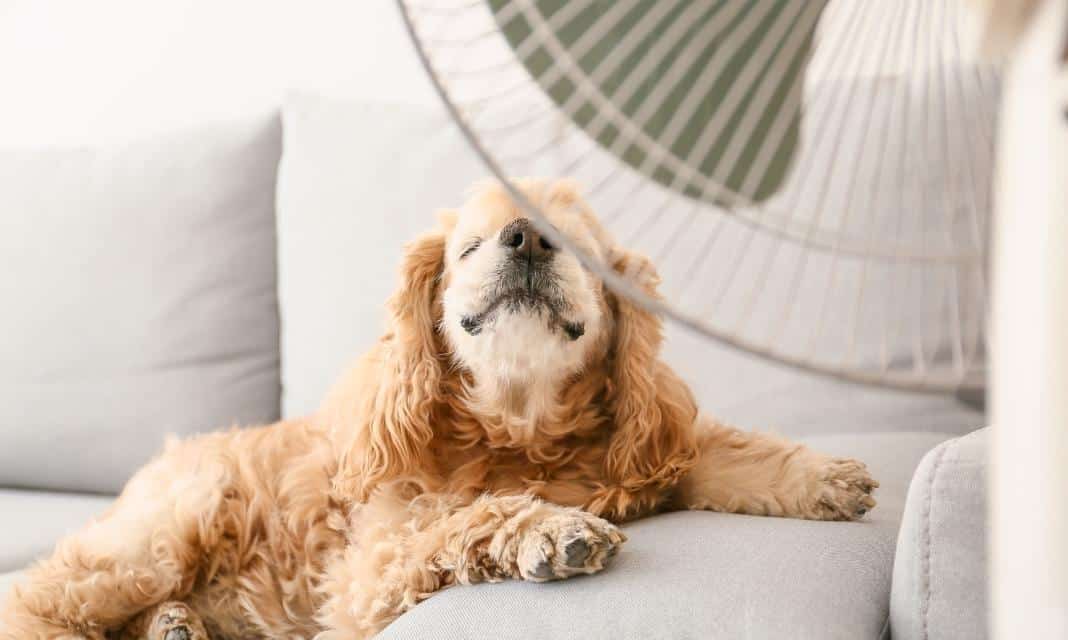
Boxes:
[0,95,984,498]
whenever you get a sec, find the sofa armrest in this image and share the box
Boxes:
[891,427,989,639]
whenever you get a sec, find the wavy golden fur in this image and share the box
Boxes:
[1,179,877,639]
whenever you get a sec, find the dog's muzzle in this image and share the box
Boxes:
[458,219,584,340]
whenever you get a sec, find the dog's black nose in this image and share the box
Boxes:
[499,217,555,260]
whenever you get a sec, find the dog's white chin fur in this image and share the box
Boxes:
[447,308,595,385]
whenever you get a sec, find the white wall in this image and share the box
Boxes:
[0,0,440,145]
[990,1,1068,636]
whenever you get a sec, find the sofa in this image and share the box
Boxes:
[0,94,989,638]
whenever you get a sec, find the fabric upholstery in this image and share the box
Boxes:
[891,428,988,640]
[0,489,113,573]
[380,431,951,640]
[0,115,283,493]
[662,323,985,438]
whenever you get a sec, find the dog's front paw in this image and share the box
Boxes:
[517,511,626,582]
[808,457,879,521]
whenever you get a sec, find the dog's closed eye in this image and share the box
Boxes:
[459,239,482,260]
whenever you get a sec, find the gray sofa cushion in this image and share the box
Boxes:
[276,93,499,417]
[663,324,986,439]
[381,431,952,640]
[891,428,988,640]
[0,115,283,493]
[0,489,112,573]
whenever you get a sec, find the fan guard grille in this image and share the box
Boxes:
[398,0,999,391]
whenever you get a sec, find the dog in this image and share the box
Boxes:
[1,178,877,639]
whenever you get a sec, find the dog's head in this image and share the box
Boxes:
[440,178,612,388]
[328,178,697,507]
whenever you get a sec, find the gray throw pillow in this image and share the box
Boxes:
[0,114,283,493]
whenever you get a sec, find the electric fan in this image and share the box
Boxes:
[396,0,1000,391]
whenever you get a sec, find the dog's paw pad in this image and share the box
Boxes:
[530,560,555,579]
[563,538,590,567]
[147,603,209,640]
[164,628,191,640]
[518,511,626,581]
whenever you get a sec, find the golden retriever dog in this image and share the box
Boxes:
[1,178,877,639]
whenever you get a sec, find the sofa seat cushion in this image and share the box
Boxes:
[0,489,112,573]
[380,431,951,640]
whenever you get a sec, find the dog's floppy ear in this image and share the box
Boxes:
[600,248,699,515]
[326,216,454,500]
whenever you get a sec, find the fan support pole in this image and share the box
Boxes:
[991,0,1068,636]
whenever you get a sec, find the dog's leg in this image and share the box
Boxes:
[0,451,223,639]
[115,602,210,640]
[673,418,878,521]
[0,511,194,639]
[316,492,626,639]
